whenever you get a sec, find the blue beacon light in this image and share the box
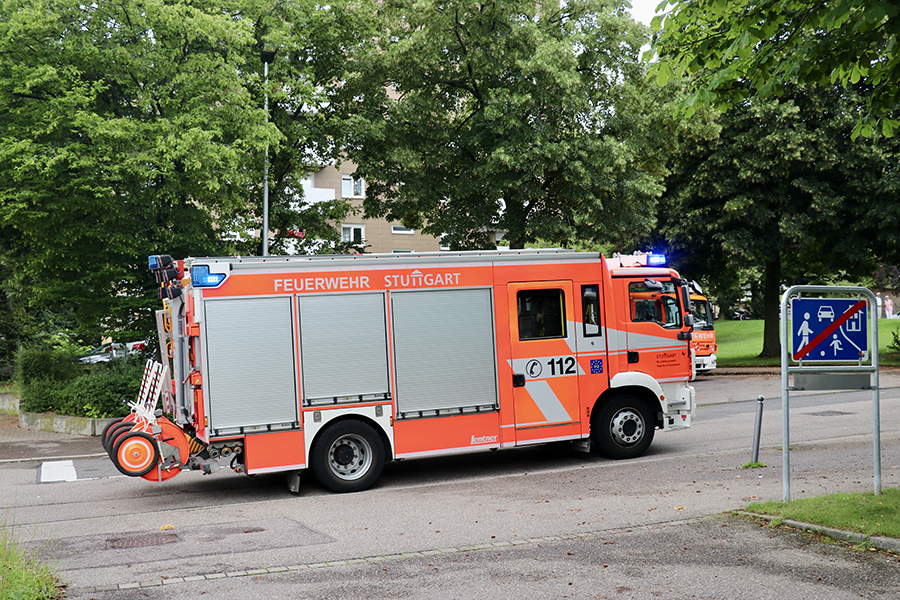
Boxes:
[190,265,227,288]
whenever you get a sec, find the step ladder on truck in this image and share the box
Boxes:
[101,249,696,492]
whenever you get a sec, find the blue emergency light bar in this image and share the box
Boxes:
[647,254,667,266]
[191,265,227,288]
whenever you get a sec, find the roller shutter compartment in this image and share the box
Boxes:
[392,288,498,416]
[204,297,298,433]
[299,293,390,404]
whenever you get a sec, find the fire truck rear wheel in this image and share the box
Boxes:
[592,395,655,460]
[311,420,385,493]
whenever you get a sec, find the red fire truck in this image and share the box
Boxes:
[102,250,696,493]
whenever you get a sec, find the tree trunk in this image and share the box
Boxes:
[759,254,782,358]
[503,195,527,250]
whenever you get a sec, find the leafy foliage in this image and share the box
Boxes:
[15,346,81,386]
[650,0,900,138]
[0,0,359,355]
[18,356,141,418]
[653,85,900,356]
[336,0,687,249]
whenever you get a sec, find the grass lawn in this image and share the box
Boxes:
[746,488,900,541]
[715,318,900,367]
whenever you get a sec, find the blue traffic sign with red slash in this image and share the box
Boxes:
[791,298,868,362]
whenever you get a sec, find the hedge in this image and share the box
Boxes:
[16,347,143,418]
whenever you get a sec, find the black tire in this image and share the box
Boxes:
[591,395,655,459]
[104,421,135,455]
[99,417,125,450]
[310,420,385,493]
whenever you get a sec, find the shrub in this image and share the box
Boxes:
[890,329,900,354]
[15,346,81,385]
[18,379,67,414]
[62,361,142,418]
[20,358,143,418]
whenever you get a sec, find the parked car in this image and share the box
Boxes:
[78,341,146,364]
[730,310,751,320]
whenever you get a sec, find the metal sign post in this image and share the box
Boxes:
[780,285,881,502]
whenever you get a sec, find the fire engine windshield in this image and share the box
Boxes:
[628,281,682,329]
[690,299,715,330]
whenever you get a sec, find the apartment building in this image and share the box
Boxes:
[301,163,442,254]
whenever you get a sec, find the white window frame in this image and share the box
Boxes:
[391,226,415,235]
[342,175,365,198]
[342,224,365,244]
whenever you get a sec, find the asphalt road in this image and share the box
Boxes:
[3,372,900,599]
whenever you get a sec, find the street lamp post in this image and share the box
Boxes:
[261,47,277,256]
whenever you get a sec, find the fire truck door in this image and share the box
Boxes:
[508,282,581,437]
[624,278,692,378]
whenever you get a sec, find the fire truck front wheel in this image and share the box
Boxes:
[592,395,655,460]
[311,420,385,493]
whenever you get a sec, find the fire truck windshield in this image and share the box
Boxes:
[690,299,715,330]
[628,281,682,329]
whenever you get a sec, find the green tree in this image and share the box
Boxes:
[336,0,676,250]
[650,0,900,138]
[0,0,355,351]
[654,85,900,357]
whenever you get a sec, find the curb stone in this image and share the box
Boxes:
[18,410,116,437]
[737,511,900,554]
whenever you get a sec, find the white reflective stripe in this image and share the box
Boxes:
[41,460,77,482]
[565,321,577,354]
[523,380,571,423]
[626,330,686,351]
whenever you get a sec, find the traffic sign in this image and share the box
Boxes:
[791,298,868,362]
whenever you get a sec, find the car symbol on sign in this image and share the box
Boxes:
[817,306,834,322]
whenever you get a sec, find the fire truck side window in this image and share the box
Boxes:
[628,281,682,329]
[517,289,566,340]
[582,285,601,336]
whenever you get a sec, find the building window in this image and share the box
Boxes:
[392,226,414,234]
[392,249,412,253]
[342,175,365,198]
[342,224,364,244]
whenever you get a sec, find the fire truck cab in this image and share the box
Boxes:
[689,282,717,373]
[105,249,696,493]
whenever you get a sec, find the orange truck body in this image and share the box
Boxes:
[114,250,696,492]
[689,293,717,372]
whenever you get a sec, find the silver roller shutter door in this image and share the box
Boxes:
[204,297,298,431]
[392,288,498,414]
[299,293,389,401]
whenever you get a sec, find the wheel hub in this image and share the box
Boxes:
[328,434,372,480]
[609,408,644,445]
[333,443,355,466]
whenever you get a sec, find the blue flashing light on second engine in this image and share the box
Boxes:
[647,254,667,266]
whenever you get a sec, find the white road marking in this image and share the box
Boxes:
[41,460,78,483]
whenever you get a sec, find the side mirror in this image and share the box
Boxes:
[644,278,664,291]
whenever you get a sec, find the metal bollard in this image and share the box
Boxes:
[751,395,765,464]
